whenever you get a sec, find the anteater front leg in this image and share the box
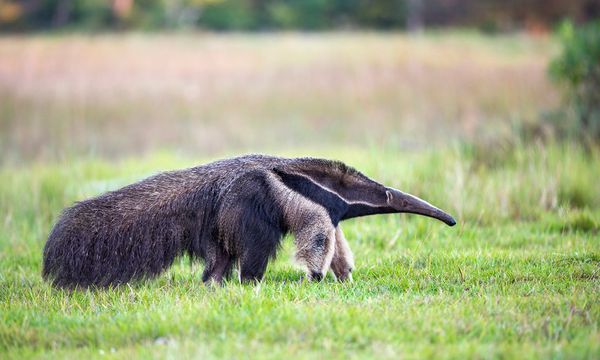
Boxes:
[330,226,354,282]
[291,210,336,282]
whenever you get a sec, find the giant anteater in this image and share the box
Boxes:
[43,155,456,287]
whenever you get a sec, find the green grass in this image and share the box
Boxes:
[1,144,599,359]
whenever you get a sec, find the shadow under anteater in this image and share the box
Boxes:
[42,154,456,287]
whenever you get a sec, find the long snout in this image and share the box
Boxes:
[387,188,456,226]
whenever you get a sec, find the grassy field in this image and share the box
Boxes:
[0,33,599,359]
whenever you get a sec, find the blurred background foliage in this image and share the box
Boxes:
[549,20,600,143]
[0,0,599,32]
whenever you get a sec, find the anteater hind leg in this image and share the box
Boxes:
[238,222,282,283]
[202,247,233,284]
[330,226,354,282]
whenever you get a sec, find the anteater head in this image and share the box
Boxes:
[277,158,457,226]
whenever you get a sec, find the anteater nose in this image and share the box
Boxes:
[447,217,457,226]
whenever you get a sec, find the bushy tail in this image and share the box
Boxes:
[42,206,190,288]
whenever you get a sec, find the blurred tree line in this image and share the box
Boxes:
[0,0,598,32]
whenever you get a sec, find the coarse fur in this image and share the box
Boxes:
[43,154,456,288]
